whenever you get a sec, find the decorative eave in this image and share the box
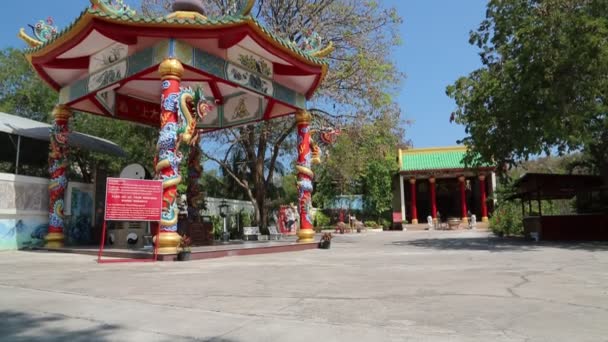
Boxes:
[21,8,330,99]
[22,9,330,68]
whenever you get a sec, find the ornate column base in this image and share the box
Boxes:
[155,231,181,254]
[44,232,64,249]
[411,219,418,225]
[461,217,469,224]
[297,229,315,243]
[481,216,489,223]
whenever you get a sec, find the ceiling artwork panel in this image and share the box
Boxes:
[222,93,264,126]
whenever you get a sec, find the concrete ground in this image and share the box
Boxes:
[1,231,608,342]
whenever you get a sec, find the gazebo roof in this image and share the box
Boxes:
[23,8,330,68]
[18,0,333,129]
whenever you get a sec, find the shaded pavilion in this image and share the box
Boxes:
[509,173,608,240]
[19,0,334,253]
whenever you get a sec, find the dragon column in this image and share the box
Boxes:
[155,58,184,253]
[295,109,314,242]
[46,104,72,248]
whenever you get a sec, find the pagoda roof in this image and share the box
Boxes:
[23,8,329,69]
[19,1,332,100]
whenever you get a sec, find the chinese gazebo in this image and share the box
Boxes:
[19,0,333,253]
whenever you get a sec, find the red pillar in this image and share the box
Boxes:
[459,175,468,223]
[154,58,184,253]
[295,110,314,242]
[409,178,418,224]
[46,105,72,248]
[429,177,437,222]
[479,174,488,222]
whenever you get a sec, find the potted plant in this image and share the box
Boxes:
[177,234,192,261]
[318,233,332,249]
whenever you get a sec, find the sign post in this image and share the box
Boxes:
[97,178,163,263]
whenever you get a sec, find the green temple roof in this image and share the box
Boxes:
[399,146,492,172]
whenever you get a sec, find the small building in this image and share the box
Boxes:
[510,173,607,241]
[392,146,496,228]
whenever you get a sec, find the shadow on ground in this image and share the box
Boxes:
[391,237,608,252]
[0,310,242,342]
[0,310,120,342]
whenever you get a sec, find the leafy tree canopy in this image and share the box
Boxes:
[446,0,608,183]
[314,105,409,219]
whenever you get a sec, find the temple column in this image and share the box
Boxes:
[429,176,437,222]
[295,109,314,243]
[479,174,488,222]
[155,58,184,254]
[46,104,72,248]
[409,177,418,224]
[459,175,468,224]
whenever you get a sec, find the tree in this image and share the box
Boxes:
[0,48,56,122]
[313,105,408,220]
[446,0,608,188]
[141,0,404,229]
[0,47,158,181]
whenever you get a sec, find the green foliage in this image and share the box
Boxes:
[379,218,391,229]
[490,202,523,237]
[210,215,223,240]
[314,106,407,220]
[314,210,331,228]
[364,220,378,228]
[239,210,253,228]
[0,48,56,122]
[446,0,608,186]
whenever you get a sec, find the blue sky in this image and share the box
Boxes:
[2,0,488,149]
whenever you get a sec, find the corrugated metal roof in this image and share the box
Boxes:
[0,112,126,157]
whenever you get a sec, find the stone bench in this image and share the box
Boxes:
[243,226,260,241]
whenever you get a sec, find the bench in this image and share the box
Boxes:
[243,226,260,241]
[268,225,281,240]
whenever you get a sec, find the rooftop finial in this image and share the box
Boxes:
[167,0,207,21]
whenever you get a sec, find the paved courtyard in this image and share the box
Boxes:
[1,231,608,341]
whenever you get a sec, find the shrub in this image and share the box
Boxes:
[364,220,378,228]
[380,218,391,229]
[314,211,331,228]
[489,201,523,236]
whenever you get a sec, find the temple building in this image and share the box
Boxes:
[392,146,496,228]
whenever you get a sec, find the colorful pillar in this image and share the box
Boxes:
[409,177,418,224]
[479,174,488,222]
[429,176,437,222]
[187,134,203,220]
[46,104,72,248]
[295,109,314,243]
[155,58,184,254]
[459,175,468,223]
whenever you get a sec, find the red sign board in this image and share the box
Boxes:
[105,178,162,221]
